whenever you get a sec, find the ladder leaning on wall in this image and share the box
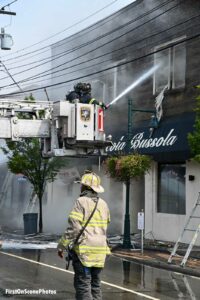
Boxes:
[168,192,200,267]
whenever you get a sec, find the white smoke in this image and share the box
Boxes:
[108,64,160,107]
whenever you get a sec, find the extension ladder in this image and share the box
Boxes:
[168,192,200,267]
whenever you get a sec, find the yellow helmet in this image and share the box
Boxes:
[76,171,104,193]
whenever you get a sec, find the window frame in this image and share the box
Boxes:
[153,36,186,95]
[157,162,186,215]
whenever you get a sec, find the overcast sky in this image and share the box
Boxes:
[0,0,135,57]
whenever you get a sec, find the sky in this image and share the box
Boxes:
[0,0,135,57]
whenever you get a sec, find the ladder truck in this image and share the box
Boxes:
[0,99,112,157]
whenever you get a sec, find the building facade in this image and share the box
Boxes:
[50,0,200,243]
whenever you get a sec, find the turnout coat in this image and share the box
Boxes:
[58,190,110,268]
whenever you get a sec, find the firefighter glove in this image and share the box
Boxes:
[100,102,108,110]
[57,249,64,258]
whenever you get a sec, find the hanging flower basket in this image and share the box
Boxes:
[105,154,152,182]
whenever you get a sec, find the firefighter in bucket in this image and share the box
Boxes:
[66,82,108,110]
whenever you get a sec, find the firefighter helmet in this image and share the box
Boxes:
[75,171,104,193]
[83,83,91,93]
[74,82,91,94]
[74,82,84,93]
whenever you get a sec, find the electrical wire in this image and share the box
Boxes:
[0,0,181,99]
[0,61,23,92]
[5,17,198,90]
[2,0,175,70]
[16,13,200,86]
[10,57,200,98]
[2,15,199,98]
[0,32,199,97]
[2,8,199,93]
[0,0,182,82]
[5,2,176,71]
[1,0,175,64]
[0,0,17,10]
[9,0,181,72]
[0,0,121,59]
[0,0,196,93]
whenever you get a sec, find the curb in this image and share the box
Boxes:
[112,252,200,278]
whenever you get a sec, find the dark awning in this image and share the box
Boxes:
[106,113,195,162]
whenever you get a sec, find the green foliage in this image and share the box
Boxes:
[24,93,35,102]
[18,94,45,119]
[1,95,67,232]
[188,86,200,163]
[2,138,66,197]
[105,153,152,182]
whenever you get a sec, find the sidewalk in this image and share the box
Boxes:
[112,245,200,278]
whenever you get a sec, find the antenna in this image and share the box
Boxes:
[44,88,50,102]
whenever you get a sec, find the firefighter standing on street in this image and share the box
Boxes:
[57,171,110,300]
[66,82,107,109]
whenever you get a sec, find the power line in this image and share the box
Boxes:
[0,0,181,82]
[1,32,199,98]
[20,13,200,84]
[1,0,175,64]
[0,0,120,59]
[2,6,199,91]
[9,18,198,90]
[4,20,199,94]
[0,61,23,92]
[3,14,198,91]
[7,58,200,98]
[2,0,174,68]
[1,0,17,10]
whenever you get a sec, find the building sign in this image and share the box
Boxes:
[106,113,195,161]
[106,129,177,153]
[137,212,144,230]
[132,129,177,149]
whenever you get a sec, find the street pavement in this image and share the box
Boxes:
[0,249,200,299]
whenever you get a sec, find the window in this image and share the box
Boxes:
[153,37,186,94]
[157,164,186,215]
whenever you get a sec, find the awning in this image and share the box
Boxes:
[106,113,195,162]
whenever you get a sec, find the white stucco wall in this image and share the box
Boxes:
[130,177,145,233]
[45,165,125,235]
[145,160,200,245]
[45,164,144,236]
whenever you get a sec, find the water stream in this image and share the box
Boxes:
[107,64,160,107]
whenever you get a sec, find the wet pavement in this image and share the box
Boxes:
[0,249,200,299]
